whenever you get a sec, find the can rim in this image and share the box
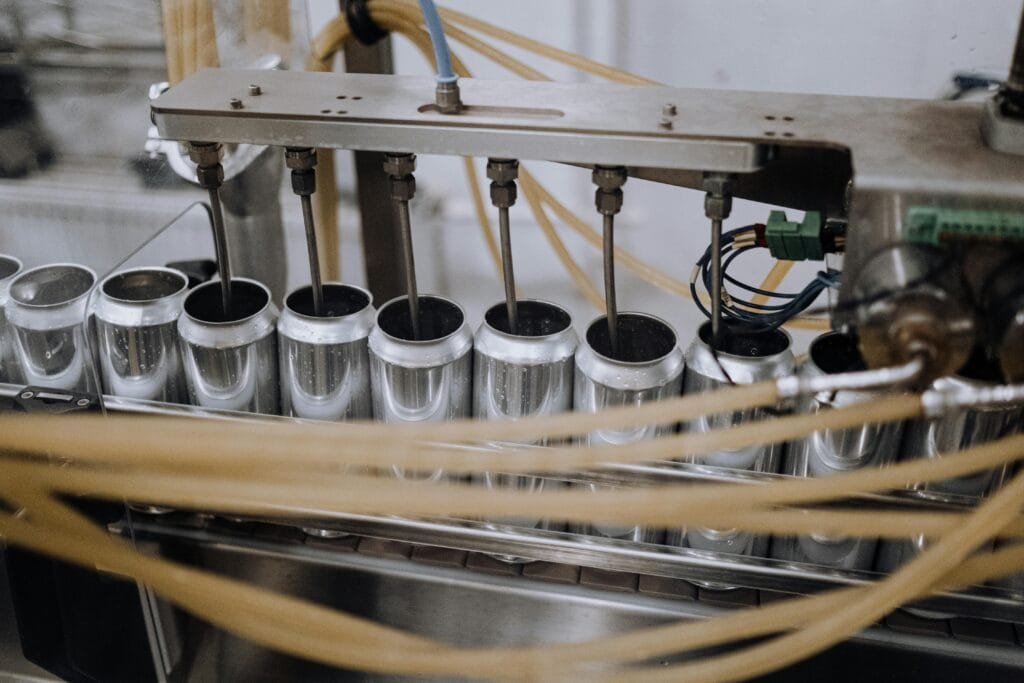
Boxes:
[697,320,792,360]
[9,262,97,309]
[808,331,866,375]
[375,294,466,344]
[183,277,272,326]
[583,311,679,366]
[481,299,573,339]
[284,282,373,320]
[99,266,189,305]
[0,254,22,282]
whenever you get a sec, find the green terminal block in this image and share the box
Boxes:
[765,210,824,261]
[905,207,1024,245]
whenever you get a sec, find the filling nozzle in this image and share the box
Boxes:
[187,141,232,317]
[592,166,627,356]
[285,147,324,316]
[383,153,421,339]
[702,173,734,340]
[776,354,928,402]
[487,159,520,334]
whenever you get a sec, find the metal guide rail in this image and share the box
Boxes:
[3,382,1022,625]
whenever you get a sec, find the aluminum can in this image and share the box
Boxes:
[669,321,794,579]
[876,355,1020,575]
[278,283,375,421]
[369,295,473,481]
[573,312,684,544]
[473,299,577,531]
[93,267,189,403]
[178,278,279,414]
[771,331,905,570]
[0,254,24,383]
[5,263,99,393]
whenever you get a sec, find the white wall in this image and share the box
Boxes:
[304,0,1023,350]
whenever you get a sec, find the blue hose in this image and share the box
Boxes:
[417,0,457,83]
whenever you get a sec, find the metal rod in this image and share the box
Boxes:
[603,213,618,356]
[498,206,519,334]
[206,186,232,317]
[396,199,420,339]
[299,194,324,316]
[709,217,723,339]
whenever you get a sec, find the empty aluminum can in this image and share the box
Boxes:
[178,278,279,414]
[279,283,375,421]
[5,263,99,393]
[669,321,794,577]
[93,267,189,403]
[771,331,905,570]
[574,312,684,544]
[0,254,24,383]
[473,299,577,531]
[876,352,1021,574]
[369,295,473,480]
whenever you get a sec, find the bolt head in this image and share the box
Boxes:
[659,117,674,130]
[291,169,317,196]
[390,175,416,201]
[76,398,90,407]
[187,142,223,167]
[248,84,262,96]
[592,166,627,191]
[19,391,33,400]
[662,103,677,116]
[486,159,519,184]
[195,163,224,188]
[703,193,732,219]
[383,153,416,178]
[229,97,243,109]
[489,181,517,208]
[702,173,733,196]
[595,188,623,215]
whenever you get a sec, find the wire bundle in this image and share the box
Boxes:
[691,224,841,329]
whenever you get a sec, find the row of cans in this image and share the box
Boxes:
[0,255,1020,588]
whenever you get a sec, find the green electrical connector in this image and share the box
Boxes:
[905,207,1024,245]
[764,210,824,261]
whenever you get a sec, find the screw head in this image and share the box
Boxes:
[662,103,677,116]
[659,117,674,130]
[229,97,243,109]
[248,84,262,96]
[76,398,90,407]
[19,391,33,400]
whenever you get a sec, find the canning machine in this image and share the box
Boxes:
[3,2,1024,681]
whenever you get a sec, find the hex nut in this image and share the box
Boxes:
[187,142,223,167]
[703,193,733,219]
[291,169,317,196]
[489,181,517,208]
[702,173,732,197]
[390,176,416,201]
[486,159,519,184]
[383,153,416,178]
[592,166,627,191]
[595,188,623,215]
[285,147,317,171]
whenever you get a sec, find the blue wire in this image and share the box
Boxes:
[418,0,457,83]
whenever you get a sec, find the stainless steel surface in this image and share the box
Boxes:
[773,332,906,571]
[205,186,233,317]
[473,300,577,529]
[178,278,279,414]
[5,263,98,393]
[674,322,794,573]
[848,243,975,380]
[0,254,25,384]
[152,71,769,172]
[574,312,684,543]
[709,216,723,338]
[93,267,189,403]
[602,213,618,354]
[299,194,324,316]
[369,294,472,479]
[278,283,375,421]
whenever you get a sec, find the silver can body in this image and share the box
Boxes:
[669,322,794,576]
[573,312,684,544]
[278,284,375,421]
[0,254,24,383]
[178,278,279,414]
[473,299,578,530]
[771,332,905,570]
[876,359,1021,574]
[93,267,189,403]
[369,295,473,480]
[5,263,99,393]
